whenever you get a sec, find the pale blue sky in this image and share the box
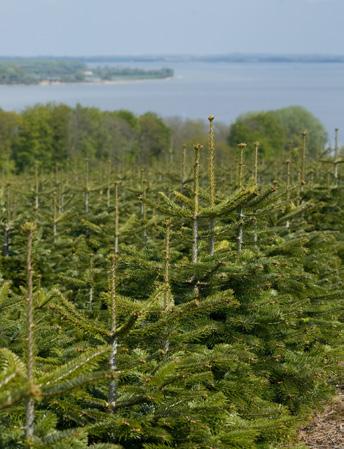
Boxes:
[0,0,342,56]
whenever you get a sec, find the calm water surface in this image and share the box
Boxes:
[0,62,343,134]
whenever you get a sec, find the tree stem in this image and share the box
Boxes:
[24,222,36,443]
[208,115,216,256]
[108,255,118,412]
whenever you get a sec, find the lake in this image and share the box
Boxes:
[0,61,343,138]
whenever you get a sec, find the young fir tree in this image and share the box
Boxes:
[0,132,343,449]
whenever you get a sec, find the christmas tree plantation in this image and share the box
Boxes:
[0,120,343,449]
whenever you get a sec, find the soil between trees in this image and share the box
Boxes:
[298,388,343,449]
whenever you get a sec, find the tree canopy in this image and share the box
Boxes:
[6,105,172,172]
[0,104,330,174]
[228,106,328,158]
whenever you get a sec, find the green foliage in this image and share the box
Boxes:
[228,106,327,158]
[228,111,285,158]
[5,105,173,171]
[0,109,342,449]
[274,106,328,156]
[138,112,171,161]
[0,109,20,173]
[0,59,85,84]
[0,58,173,85]
[12,105,59,171]
[92,66,173,81]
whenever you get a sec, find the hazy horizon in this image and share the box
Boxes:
[1,52,344,58]
[1,0,343,56]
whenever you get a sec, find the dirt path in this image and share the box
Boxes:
[298,388,343,449]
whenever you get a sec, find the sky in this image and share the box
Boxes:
[0,0,343,56]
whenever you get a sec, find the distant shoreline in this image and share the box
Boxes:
[0,76,174,87]
[0,59,174,86]
[40,76,174,86]
[1,54,344,64]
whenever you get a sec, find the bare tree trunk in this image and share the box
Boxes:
[3,225,10,257]
[192,145,202,264]
[53,190,57,241]
[107,159,112,209]
[4,187,11,256]
[192,218,198,264]
[253,142,260,246]
[108,255,118,412]
[84,158,90,213]
[193,144,202,298]
[208,116,216,256]
[109,182,120,411]
[299,131,307,201]
[23,222,36,442]
[34,163,39,212]
[114,183,119,255]
[286,159,291,230]
[237,208,244,253]
[254,142,259,187]
[181,144,187,191]
[237,143,246,253]
[163,219,172,353]
[141,186,147,243]
[84,191,89,214]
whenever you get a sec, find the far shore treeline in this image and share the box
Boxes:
[0,104,330,173]
[0,58,173,85]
